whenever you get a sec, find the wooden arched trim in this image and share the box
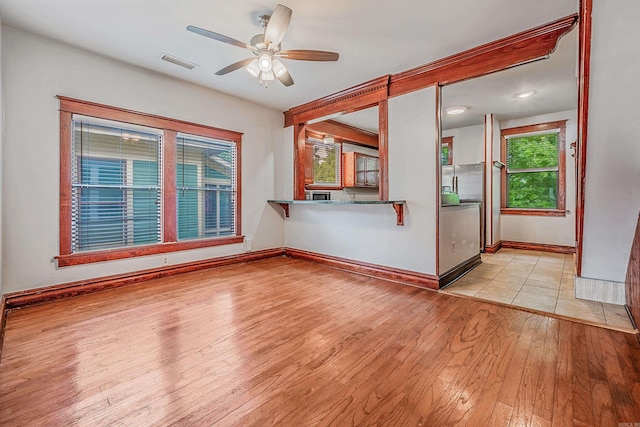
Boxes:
[389,14,577,97]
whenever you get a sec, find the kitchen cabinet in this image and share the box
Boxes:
[343,152,379,188]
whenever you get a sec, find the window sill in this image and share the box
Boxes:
[56,235,244,267]
[500,208,567,217]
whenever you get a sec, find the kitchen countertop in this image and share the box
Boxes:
[268,199,405,205]
[267,199,406,225]
[441,202,481,207]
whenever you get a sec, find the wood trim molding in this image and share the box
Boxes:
[435,86,442,275]
[163,130,177,242]
[0,295,7,359]
[500,208,567,217]
[576,0,593,277]
[59,111,72,256]
[285,248,439,290]
[439,254,483,288]
[235,139,243,237]
[283,76,390,127]
[294,124,307,200]
[8,248,286,309]
[484,241,503,254]
[56,236,245,267]
[500,240,575,254]
[58,96,243,142]
[306,120,378,149]
[388,14,578,97]
[500,120,568,137]
[378,99,389,200]
[625,212,640,328]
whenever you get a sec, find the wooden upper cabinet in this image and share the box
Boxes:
[343,152,379,188]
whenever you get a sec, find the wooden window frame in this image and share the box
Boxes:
[500,120,567,217]
[56,96,244,267]
[442,136,453,165]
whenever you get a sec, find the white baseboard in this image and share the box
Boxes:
[574,276,626,305]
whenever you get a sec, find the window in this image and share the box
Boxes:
[501,120,566,216]
[176,133,236,240]
[311,141,341,187]
[58,97,243,267]
[303,133,342,189]
[72,120,161,252]
[441,136,453,165]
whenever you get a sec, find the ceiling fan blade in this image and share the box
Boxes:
[215,58,255,75]
[278,50,339,61]
[187,25,248,49]
[264,4,292,48]
[277,70,294,87]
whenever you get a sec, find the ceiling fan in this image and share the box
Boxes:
[187,4,339,87]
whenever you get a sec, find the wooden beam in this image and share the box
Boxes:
[283,76,390,127]
[576,0,593,277]
[306,120,378,149]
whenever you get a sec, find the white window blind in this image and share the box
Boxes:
[176,133,236,241]
[71,117,162,252]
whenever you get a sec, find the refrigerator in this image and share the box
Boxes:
[442,162,485,251]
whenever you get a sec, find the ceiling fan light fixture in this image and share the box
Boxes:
[272,59,287,77]
[258,52,272,72]
[246,59,260,77]
[261,70,275,81]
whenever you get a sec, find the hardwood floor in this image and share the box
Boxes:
[1,257,639,426]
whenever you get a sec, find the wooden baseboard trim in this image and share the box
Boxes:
[3,248,286,310]
[285,248,439,290]
[0,295,7,359]
[439,254,483,288]
[484,241,503,254]
[498,240,575,254]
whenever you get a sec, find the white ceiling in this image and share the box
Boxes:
[0,0,578,114]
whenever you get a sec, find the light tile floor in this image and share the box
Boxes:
[442,248,636,333]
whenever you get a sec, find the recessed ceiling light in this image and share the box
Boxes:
[514,90,536,99]
[446,106,467,115]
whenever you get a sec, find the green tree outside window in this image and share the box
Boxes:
[313,143,341,185]
[506,132,559,209]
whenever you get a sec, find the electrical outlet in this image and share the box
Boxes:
[451,241,455,253]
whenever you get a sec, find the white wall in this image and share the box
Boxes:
[1,26,285,293]
[283,87,438,274]
[443,123,484,165]
[581,1,640,283]
[499,109,577,246]
[0,15,3,297]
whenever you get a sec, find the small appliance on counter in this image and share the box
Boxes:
[311,192,331,201]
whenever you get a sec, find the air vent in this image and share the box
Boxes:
[160,53,197,70]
